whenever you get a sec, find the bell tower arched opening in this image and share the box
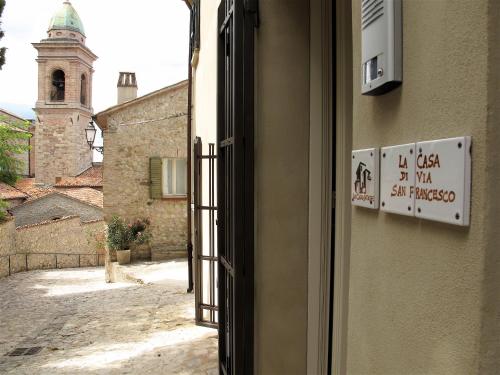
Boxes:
[80,74,87,105]
[51,69,65,102]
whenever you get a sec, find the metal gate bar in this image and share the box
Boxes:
[194,137,218,329]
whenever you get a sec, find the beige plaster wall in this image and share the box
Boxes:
[346,1,499,374]
[117,86,138,105]
[254,1,310,373]
[103,83,188,258]
[479,2,500,372]
[193,0,219,148]
[192,0,220,315]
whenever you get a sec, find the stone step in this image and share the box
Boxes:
[151,246,187,262]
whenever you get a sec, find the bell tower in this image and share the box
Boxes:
[32,1,97,184]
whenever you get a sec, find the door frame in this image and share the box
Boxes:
[307,0,353,374]
[217,1,257,373]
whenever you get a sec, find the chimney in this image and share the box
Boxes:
[117,72,138,105]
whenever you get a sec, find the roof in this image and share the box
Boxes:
[0,105,36,121]
[94,80,189,131]
[15,178,54,200]
[10,188,103,211]
[0,108,32,134]
[0,182,28,201]
[54,165,103,188]
[48,1,85,36]
[0,108,28,122]
[78,164,103,179]
[57,188,103,208]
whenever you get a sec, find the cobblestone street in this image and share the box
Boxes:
[0,261,218,375]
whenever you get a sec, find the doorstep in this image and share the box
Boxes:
[107,259,189,284]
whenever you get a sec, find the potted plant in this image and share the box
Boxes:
[107,216,133,265]
[129,218,152,261]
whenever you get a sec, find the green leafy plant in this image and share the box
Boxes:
[107,216,133,251]
[0,199,8,222]
[0,116,31,185]
[0,0,6,69]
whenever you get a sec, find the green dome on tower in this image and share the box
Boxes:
[48,1,85,36]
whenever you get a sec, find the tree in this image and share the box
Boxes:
[0,0,5,69]
[0,198,7,222]
[0,116,31,185]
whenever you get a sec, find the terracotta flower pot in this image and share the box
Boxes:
[131,243,151,261]
[116,249,131,265]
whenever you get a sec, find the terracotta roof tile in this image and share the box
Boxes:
[55,177,102,188]
[15,178,54,200]
[14,178,103,209]
[0,182,28,200]
[56,188,103,208]
[78,165,103,179]
[54,165,103,188]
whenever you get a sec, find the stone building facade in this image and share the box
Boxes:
[95,80,188,261]
[32,1,97,184]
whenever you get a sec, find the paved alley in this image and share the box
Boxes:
[0,261,218,375]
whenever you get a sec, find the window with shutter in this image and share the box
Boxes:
[149,157,163,199]
[162,158,187,197]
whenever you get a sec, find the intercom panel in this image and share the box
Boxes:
[361,0,402,95]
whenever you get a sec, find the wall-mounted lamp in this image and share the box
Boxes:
[85,120,103,154]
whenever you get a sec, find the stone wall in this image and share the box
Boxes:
[34,109,93,184]
[0,216,105,279]
[0,219,16,278]
[103,81,188,260]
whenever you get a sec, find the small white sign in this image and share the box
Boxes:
[352,148,379,209]
[414,136,471,226]
[380,143,416,216]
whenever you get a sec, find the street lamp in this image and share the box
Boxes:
[85,120,103,154]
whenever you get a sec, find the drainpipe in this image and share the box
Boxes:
[186,0,194,293]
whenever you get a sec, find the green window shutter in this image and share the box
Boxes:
[150,157,163,199]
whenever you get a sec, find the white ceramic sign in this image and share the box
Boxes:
[351,148,379,209]
[414,136,471,226]
[380,143,416,216]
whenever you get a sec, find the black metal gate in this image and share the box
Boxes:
[194,137,218,328]
[217,1,257,374]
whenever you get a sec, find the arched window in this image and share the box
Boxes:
[80,74,87,105]
[51,70,65,101]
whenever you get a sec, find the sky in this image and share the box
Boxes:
[0,0,190,161]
